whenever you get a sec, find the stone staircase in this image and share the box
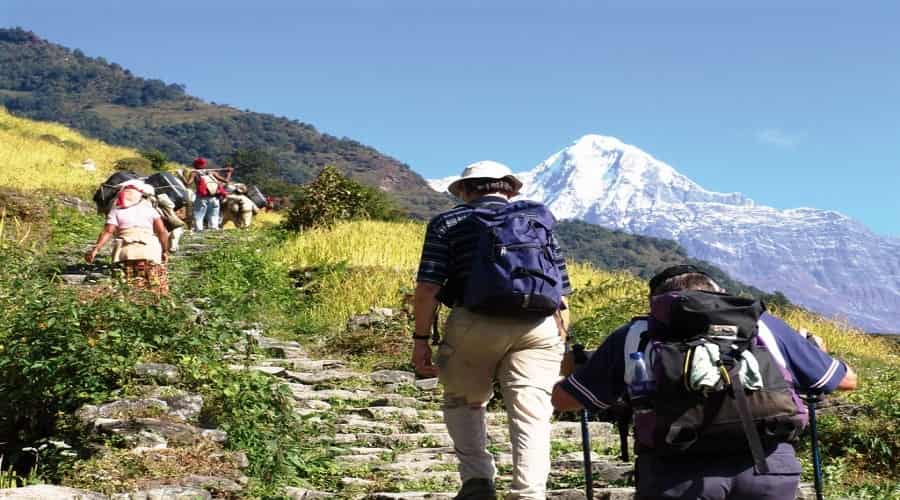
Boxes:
[227,328,635,500]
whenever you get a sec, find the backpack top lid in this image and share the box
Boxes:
[648,290,765,342]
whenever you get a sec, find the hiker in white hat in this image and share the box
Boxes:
[414,160,572,500]
[445,160,524,200]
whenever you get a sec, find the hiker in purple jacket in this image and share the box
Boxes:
[552,265,858,500]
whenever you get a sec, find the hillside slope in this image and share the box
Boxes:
[0,28,451,218]
[554,220,789,304]
[0,107,128,201]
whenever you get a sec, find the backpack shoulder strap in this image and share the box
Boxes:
[624,318,652,385]
[755,317,787,369]
[624,318,649,357]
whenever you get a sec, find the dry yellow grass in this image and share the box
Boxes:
[276,220,647,332]
[277,220,426,270]
[0,108,145,199]
[251,210,284,228]
[772,305,899,367]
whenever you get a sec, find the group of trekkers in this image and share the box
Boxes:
[85,157,265,294]
[412,161,858,500]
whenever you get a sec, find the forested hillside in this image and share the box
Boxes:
[0,27,451,218]
[555,220,790,304]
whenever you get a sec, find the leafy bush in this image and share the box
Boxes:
[813,366,900,481]
[113,157,153,175]
[0,249,242,453]
[283,166,401,231]
[139,149,168,171]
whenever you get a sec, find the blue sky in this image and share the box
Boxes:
[5,0,899,235]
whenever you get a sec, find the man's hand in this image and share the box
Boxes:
[85,247,98,264]
[412,282,442,378]
[412,339,439,377]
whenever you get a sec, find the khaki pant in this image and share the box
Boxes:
[437,307,564,500]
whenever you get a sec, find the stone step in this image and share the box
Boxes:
[415,378,440,391]
[420,422,446,433]
[59,273,88,285]
[375,449,457,472]
[352,432,454,448]
[337,453,385,465]
[337,446,393,456]
[283,369,360,384]
[336,417,397,433]
[341,477,377,489]
[370,394,419,408]
[371,369,417,385]
[292,388,373,402]
[356,406,418,421]
[262,358,345,371]
[366,489,636,500]
[551,455,632,483]
[415,410,507,425]
[88,417,226,449]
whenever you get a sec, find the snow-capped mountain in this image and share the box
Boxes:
[429,135,900,332]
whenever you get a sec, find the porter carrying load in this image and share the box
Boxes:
[92,171,140,214]
[145,172,191,210]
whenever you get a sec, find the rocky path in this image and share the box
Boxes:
[233,332,636,500]
[4,230,816,500]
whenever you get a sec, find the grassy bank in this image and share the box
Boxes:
[0,107,138,200]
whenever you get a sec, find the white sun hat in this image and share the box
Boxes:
[447,160,523,198]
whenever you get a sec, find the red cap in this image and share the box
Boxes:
[193,157,207,168]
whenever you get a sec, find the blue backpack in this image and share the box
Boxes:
[462,201,564,317]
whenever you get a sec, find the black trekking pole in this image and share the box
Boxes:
[807,391,824,500]
[572,344,594,500]
[617,411,631,462]
[801,331,825,500]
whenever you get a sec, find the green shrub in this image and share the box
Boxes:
[813,366,900,479]
[283,166,401,231]
[113,157,153,175]
[0,268,239,446]
[139,149,168,171]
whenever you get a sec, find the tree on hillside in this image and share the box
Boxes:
[140,149,168,171]
[224,148,278,185]
[283,166,401,231]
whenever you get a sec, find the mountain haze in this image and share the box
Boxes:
[0,28,451,217]
[432,135,900,332]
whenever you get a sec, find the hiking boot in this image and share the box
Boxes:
[454,478,496,500]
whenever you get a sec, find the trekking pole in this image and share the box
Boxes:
[617,411,631,462]
[807,391,824,500]
[572,344,593,500]
[801,330,825,500]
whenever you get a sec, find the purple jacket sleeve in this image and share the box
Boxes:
[761,314,848,394]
